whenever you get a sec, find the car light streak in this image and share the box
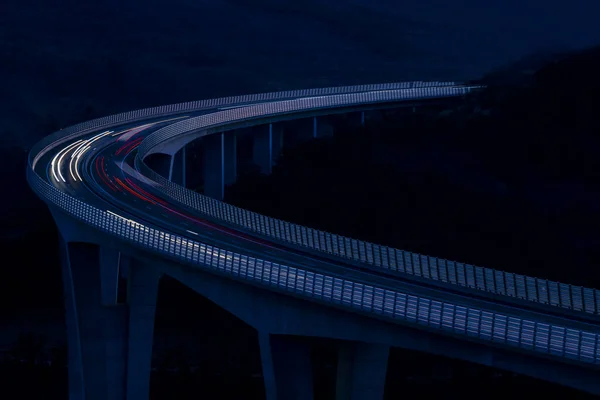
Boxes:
[114,136,287,252]
[114,177,153,202]
[67,130,113,182]
[51,140,84,183]
[120,169,284,252]
[124,177,169,207]
[116,137,143,156]
[72,145,90,181]
[118,161,160,187]
[95,156,118,192]
[85,86,481,267]
[110,125,333,259]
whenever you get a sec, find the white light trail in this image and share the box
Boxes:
[67,130,112,182]
[51,140,83,183]
[73,145,91,181]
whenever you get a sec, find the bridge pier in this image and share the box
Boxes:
[99,248,121,306]
[259,333,314,400]
[288,117,335,145]
[168,147,186,187]
[203,131,236,200]
[252,123,283,175]
[312,116,334,139]
[59,238,160,400]
[224,131,237,185]
[346,111,365,128]
[335,342,389,400]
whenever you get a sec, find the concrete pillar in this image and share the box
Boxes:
[181,145,186,187]
[271,123,284,166]
[59,237,86,400]
[125,261,161,399]
[259,333,314,400]
[252,124,282,175]
[168,154,175,181]
[58,237,160,400]
[313,117,334,138]
[203,132,236,200]
[224,131,237,185]
[99,247,120,306]
[341,111,366,132]
[335,342,389,400]
[168,147,186,187]
[364,109,384,124]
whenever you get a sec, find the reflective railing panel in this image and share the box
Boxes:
[131,86,600,316]
[30,81,461,169]
[27,169,600,367]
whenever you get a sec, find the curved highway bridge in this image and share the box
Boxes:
[27,82,600,400]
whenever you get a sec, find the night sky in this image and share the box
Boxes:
[2,0,600,150]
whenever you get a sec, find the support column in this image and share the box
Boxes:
[271,123,284,166]
[125,261,161,399]
[363,109,384,124]
[168,154,175,182]
[203,132,236,200]
[335,342,389,400]
[224,131,237,185]
[203,133,225,200]
[59,237,160,400]
[342,111,366,132]
[252,125,272,175]
[181,145,186,188]
[59,237,86,400]
[99,248,120,306]
[313,117,334,138]
[168,148,186,187]
[253,123,284,174]
[259,333,314,400]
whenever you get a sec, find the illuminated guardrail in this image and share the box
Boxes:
[26,167,600,367]
[30,81,460,169]
[134,86,599,316]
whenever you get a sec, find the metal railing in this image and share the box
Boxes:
[137,86,476,156]
[26,168,600,367]
[30,81,460,169]
[132,87,600,316]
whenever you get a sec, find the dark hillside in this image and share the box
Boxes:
[225,46,600,287]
